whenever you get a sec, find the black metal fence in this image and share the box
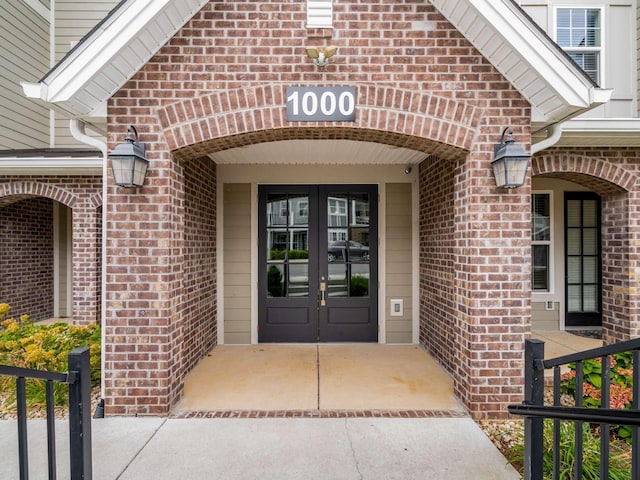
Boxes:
[0,347,93,480]
[509,338,640,480]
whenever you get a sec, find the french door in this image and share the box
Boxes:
[258,185,378,342]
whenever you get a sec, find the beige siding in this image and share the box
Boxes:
[0,0,49,149]
[223,184,252,344]
[385,183,412,343]
[53,1,116,147]
[55,0,118,62]
[532,302,560,331]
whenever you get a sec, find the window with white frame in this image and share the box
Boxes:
[555,7,602,84]
[307,1,332,28]
[532,193,552,292]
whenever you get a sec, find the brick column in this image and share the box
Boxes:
[451,146,530,419]
[602,190,640,343]
[103,118,186,416]
[72,201,101,325]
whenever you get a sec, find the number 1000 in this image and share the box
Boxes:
[286,87,356,121]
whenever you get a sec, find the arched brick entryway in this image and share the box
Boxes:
[0,179,102,325]
[533,153,640,343]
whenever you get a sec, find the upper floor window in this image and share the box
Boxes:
[532,193,552,292]
[307,1,333,28]
[556,8,602,84]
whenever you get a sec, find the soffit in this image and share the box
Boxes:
[210,140,428,166]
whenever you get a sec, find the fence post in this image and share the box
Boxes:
[67,347,92,480]
[523,339,545,480]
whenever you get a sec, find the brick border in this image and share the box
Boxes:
[171,409,470,419]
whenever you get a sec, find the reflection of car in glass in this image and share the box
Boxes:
[328,240,370,262]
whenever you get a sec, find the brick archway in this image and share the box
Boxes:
[157,84,482,160]
[0,181,79,207]
[0,180,102,325]
[533,153,640,343]
[532,154,637,193]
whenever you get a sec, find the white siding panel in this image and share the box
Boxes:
[0,0,49,148]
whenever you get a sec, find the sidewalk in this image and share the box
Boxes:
[0,416,519,479]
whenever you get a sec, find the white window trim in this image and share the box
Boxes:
[307,0,333,28]
[532,190,554,295]
[552,5,606,87]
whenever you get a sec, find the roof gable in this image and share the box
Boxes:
[22,0,611,129]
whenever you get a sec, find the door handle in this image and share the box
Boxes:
[319,281,326,306]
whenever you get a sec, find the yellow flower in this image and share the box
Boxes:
[0,303,10,319]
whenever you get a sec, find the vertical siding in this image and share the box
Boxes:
[224,183,252,344]
[0,0,49,149]
[385,183,412,343]
[53,0,116,147]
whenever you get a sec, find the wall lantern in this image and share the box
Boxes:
[491,127,531,189]
[108,125,149,188]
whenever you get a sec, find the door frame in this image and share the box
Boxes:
[216,163,420,345]
[257,184,379,342]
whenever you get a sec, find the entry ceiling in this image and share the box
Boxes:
[209,140,429,165]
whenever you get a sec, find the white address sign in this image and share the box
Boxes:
[286,86,356,122]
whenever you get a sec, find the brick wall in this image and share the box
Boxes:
[0,177,102,325]
[176,156,217,402]
[106,0,530,416]
[0,197,54,320]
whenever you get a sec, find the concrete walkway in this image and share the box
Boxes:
[0,416,519,479]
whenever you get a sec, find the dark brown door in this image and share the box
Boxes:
[258,185,378,342]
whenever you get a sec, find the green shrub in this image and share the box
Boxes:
[506,420,631,479]
[561,353,634,441]
[0,303,101,406]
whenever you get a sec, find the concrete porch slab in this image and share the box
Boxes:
[318,344,463,411]
[174,345,318,411]
[173,344,464,414]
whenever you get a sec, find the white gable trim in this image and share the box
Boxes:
[428,0,611,127]
[22,0,209,117]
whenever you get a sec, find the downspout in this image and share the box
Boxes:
[69,119,107,417]
[531,123,564,155]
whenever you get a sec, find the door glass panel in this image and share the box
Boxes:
[567,200,581,227]
[567,229,581,255]
[328,264,348,297]
[583,257,597,283]
[583,285,597,311]
[567,257,582,283]
[351,266,369,297]
[326,191,371,297]
[583,228,597,255]
[265,193,309,297]
[288,263,309,297]
[267,264,285,297]
[568,285,582,311]
[583,200,597,227]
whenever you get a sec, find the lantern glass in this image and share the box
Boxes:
[110,155,149,187]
